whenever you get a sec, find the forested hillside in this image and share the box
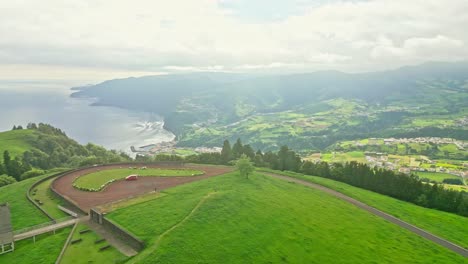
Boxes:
[72,61,468,152]
[0,123,130,187]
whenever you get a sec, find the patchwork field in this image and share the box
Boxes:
[73,168,204,191]
[108,172,465,263]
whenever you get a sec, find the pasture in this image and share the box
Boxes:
[415,171,463,183]
[108,172,464,263]
[73,168,204,191]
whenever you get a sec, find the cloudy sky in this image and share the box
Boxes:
[1,0,467,81]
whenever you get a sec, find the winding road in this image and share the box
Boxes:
[264,172,468,258]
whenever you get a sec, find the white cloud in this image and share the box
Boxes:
[0,0,467,80]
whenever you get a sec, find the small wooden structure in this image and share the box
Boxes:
[0,203,14,254]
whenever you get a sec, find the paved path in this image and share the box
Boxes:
[264,173,468,258]
[14,219,78,241]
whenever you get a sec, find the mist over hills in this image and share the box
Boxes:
[72,61,468,151]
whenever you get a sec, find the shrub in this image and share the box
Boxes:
[442,178,464,185]
[0,175,17,188]
[20,169,46,180]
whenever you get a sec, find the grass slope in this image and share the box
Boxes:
[0,175,50,230]
[32,177,68,219]
[74,168,204,190]
[61,224,127,264]
[0,169,68,230]
[0,227,71,264]
[108,172,464,263]
[0,129,35,158]
[262,169,468,249]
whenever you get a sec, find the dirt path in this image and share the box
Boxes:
[128,192,216,263]
[264,173,468,258]
[52,164,232,212]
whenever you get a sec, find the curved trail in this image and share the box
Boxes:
[264,173,468,258]
[129,192,216,263]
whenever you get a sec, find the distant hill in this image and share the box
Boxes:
[72,61,468,151]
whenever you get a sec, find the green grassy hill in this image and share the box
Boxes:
[262,169,468,249]
[0,227,71,264]
[108,172,465,263]
[0,170,67,230]
[0,129,35,158]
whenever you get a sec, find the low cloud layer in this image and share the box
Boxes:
[1,0,467,79]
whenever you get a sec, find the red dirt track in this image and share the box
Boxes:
[52,164,232,212]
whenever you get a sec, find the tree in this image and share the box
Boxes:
[243,144,255,159]
[27,123,38,129]
[220,140,232,164]
[12,125,17,130]
[236,154,255,179]
[3,151,11,168]
[232,138,244,159]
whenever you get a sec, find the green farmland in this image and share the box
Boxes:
[73,168,204,191]
[108,172,464,263]
[415,171,464,183]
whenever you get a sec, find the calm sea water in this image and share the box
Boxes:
[0,81,175,154]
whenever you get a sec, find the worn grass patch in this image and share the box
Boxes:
[109,172,464,263]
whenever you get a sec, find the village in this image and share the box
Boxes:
[131,141,222,156]
[352,137,467,150]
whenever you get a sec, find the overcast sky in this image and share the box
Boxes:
[1,0,467,82]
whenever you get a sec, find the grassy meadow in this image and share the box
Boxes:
[61,224,127,264]
[74,168,204,190]
[0,129,35,158]
[0,227,71,264]
[31,176,68,219]
[108,172,464,263]
[415,171,463,183]
[0,174,53,230]
[261,169,468,249]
